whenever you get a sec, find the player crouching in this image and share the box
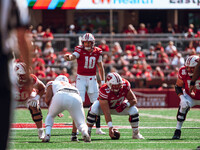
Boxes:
[14,62,45,140]
[172,55,200,139]
[87,72,144,139]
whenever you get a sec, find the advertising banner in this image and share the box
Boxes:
[28,0,200,9]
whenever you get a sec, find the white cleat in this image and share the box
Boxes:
[38,129,45,140]
[96,128,106,135]
[82,135,91,143]
[42,134,50,142]
[132,132,144,139]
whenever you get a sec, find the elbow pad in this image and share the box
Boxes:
[175,85,183,95]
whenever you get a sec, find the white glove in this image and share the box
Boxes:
[28,95,40,107]
[179,95,191,108]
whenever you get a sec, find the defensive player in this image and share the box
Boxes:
[172,55,200,139]
[87,72,144,139]
[14,62,45,139]
[42,75,91,142]
[64,33,105,141]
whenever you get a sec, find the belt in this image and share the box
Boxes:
[58,88,79,94]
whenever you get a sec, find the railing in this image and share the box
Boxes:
[34,33,200,52]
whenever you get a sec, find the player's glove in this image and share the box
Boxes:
[116,101,130,113]
[179,95,191,108]
[28,95,40,107]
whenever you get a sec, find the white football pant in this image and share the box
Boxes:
[45,91,88,135]
[90,100,139,116]
[76,74,99,103]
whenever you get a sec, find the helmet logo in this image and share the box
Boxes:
[107,75,112,81]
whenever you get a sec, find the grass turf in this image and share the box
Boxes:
[9,108,200,149]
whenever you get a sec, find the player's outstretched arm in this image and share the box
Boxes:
[126,90,137,106]
[64,54,76,61]
[97,61,105,86]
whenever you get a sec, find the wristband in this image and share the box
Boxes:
[101,81,105,85]
[35,95,40,100]
[107,121,113,128]
[190,81,195,86]
[126,102,130,107]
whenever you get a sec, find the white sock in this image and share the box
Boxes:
[96,128,101,131]
[176,121,183,130]
[45,125,52,135]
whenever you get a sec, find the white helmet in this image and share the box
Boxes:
[55,75,69,83]
[106,72,123,93]
[185,55,199,76]
[81,33,95,51]
[14,62,27,82]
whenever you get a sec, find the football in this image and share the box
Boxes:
[111,128,120,140]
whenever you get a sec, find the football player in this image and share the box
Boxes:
[42,75,90,142]
[64,33,105,141]
[86,72,144,139]
[172,55,200,139]
[14,62,45,140]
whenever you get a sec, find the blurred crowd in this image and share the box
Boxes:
[18,23,200,89]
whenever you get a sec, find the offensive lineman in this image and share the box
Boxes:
[42,75,91,142]
[14,62,45,139]
[87,72,144,139]
[64,33,105,141]
[172,55,200,139]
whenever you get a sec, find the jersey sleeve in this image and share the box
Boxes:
[123,79,131,91]
[98,86,109,100]
[30,74,38,86]
[178,67,187,80]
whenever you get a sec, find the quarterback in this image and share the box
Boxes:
[87,72,144,139]
[64,33,105,141]
[14,62,45,139]
[172,55,200,139]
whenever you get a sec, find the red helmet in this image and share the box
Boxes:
[106,72,123,93]
[185,55,199,76]
[81,33,95,51]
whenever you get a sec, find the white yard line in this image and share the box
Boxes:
[140,113,200,122]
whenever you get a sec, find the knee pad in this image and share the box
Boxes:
[129,113,139,123]
[128,106,138,115]
[29,106,43,122]
[87,110,97,126]
[176,106,190,122]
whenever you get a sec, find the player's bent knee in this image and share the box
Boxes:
[176,106,189,122]
[129,113,139,123]
[29,106,43,122]
[128,106,138,115]
[87,110,96,126]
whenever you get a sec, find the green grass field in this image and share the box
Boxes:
[9,108,200,149]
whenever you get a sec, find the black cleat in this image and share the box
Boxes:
[71,132,79,142]
[172,129,181,139]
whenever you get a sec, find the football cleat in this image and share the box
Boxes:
[132,130,144,139]
[83,135,91,143]
[42,134,50,142]
[96,128,106,135]
[172,129,181,139]
[38,128,45,140]
[71,132,79,142]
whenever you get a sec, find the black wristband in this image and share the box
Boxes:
[190,81,195,86]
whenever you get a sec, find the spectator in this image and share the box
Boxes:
[43,27,54,40]
[112,42,123,58]
[158,51,169,64]
[166,23,175,34]
[168,67,179,78]
[152,66,165,80]
[165,41,177,55]
[174,24,181,33]
[132,46,145,60]
[123,24,137,34]
[98,39,110,52]
[171,53,185,68]
[146,46,157,60]
[33,24,45,48]
[59,68,70,78]
[137,23,148,34]
[154,21,163,33]
[155,41,164,52]
[43,42,54,57]
[185,41,195,53]
[69,24,76,34]
[184,28,194,38]
[46,67,58,79]
[196,41,200,54]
